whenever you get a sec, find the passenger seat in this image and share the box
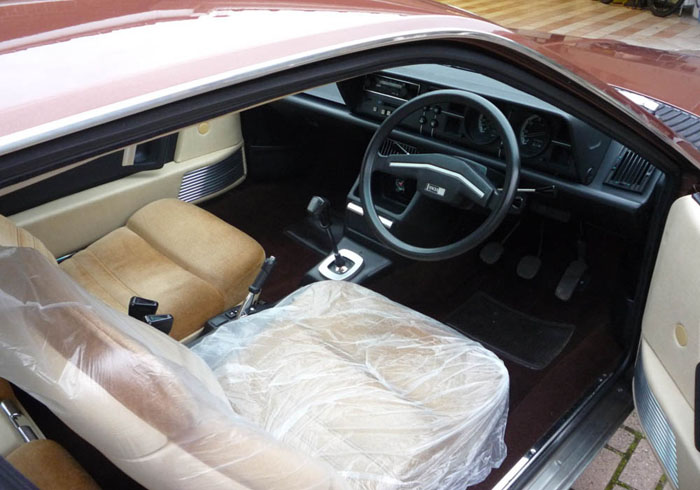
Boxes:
[0,198,265,340]
[6,440,100,490]
[0,379,99,490]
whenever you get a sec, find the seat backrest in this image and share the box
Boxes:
[0,216,55,263]
[0,246,345,490]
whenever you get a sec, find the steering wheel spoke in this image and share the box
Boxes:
[386,153,496,208]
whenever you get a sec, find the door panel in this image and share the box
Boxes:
[9,113,245,257]
[637,194,700,489]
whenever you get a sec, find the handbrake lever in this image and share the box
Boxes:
[236,256,276,319]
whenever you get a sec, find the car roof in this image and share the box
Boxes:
[0,0,508,154]
[1,0,699,159]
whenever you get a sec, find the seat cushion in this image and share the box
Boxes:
[7,440,100,490]
[61,199,265,340]
[126,198,265,307]
[192,281,509,490]
[60,227,226,340]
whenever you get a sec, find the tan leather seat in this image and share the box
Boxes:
[0,247,509,490]
[7,440,100,490]
[0,199,265,340]
[0,379,99,490]
[193,281,510,489]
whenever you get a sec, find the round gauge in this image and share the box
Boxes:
[466,111,499,145]
[519,114,551,158]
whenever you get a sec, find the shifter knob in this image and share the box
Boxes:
[307,196,346,269]
[307,196,332,229]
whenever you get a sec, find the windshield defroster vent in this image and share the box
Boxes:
[604,149,655,193]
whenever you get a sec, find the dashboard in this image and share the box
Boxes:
[347,67,606,185]
[276,63,662,233]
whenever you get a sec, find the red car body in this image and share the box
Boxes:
[1,0,699,164]
[2,2,700,489]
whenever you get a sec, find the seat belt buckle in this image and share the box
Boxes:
[144,314,174,335]
[128,296,159,322]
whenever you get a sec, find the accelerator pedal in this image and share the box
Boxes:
[555,260,588,301]
[555,238,588,302]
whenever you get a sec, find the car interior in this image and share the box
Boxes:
[0,52,677,490]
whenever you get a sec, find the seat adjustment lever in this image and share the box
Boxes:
[237,256,277,319]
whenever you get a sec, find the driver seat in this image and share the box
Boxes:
[0,246,509,490]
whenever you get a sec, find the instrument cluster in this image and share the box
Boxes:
[464,107,559,159]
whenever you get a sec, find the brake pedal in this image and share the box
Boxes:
[517,255,541,280]
[516,222,543,279]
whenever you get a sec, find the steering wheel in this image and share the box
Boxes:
[359,89,520,261]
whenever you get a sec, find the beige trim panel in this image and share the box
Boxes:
[175,113,242,163]
[637,341,700,489]
[642,196,700,407]
[640,195,700,489]
[10,113,244,257]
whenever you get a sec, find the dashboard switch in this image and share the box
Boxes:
[430,119,439,128]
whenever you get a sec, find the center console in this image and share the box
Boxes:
[301,196,392,286]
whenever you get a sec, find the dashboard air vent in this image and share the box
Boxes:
[604,150,655,193]
[379,139,417,156]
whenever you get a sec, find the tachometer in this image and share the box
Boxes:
[519,114,550,158]
[466,111,499,145]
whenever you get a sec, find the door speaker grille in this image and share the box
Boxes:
[634,359,678,488]
[178,149,244,202]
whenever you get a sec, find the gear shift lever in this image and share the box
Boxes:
[307,196,347,270]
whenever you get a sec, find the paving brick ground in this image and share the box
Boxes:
[571,411,667,490]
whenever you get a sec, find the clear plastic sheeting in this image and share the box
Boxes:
[0,247,345,490]
[0,246,509,490]
[193,280,509,490]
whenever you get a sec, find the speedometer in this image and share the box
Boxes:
[519,114,550,158]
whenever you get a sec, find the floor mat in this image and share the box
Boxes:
[447,292,575,370]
